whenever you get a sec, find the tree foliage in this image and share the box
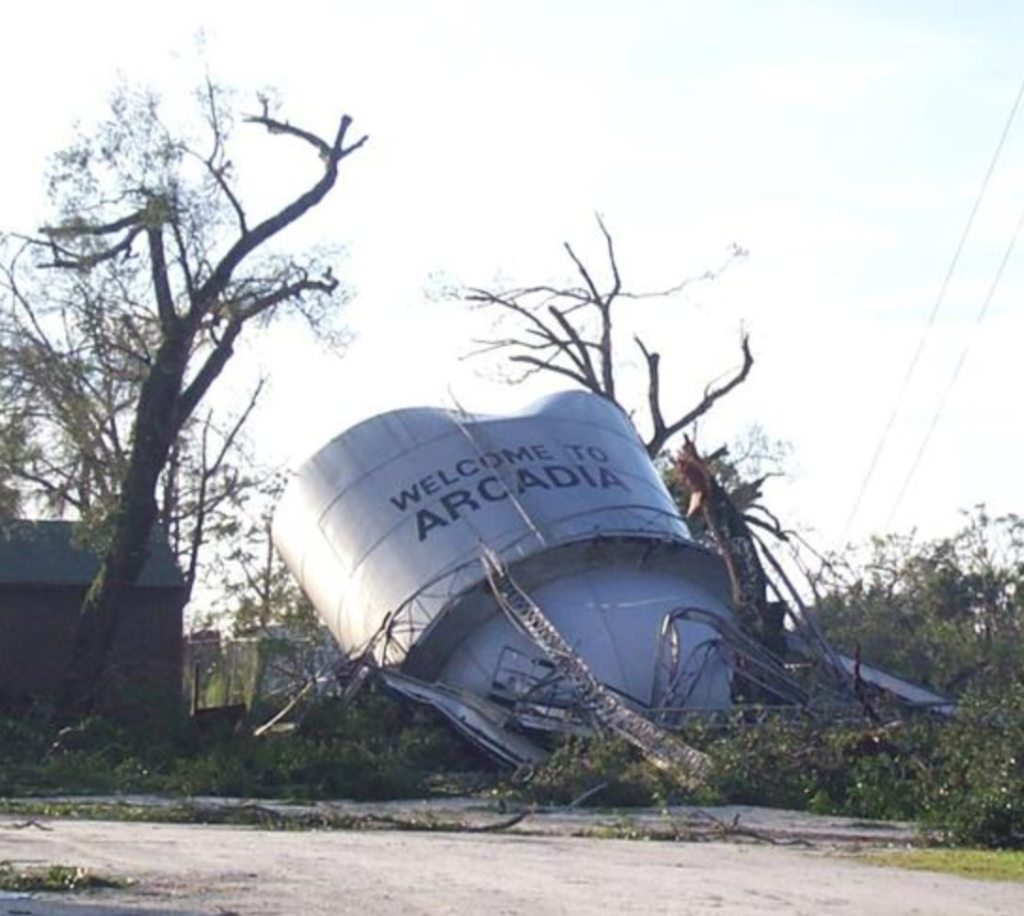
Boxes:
[0,257,265,599]
[0,80,366,714]
[817,508,1024,696]
[211,473,333,698]
[0,413,29,518]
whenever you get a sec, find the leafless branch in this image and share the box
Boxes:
[563,239,603,306]
[646,333,753,456]
[508,353,592,387]
[183,379,264,596]
[597,213,622,298]
[196,78,248,234]
[635,336,663,447]
[548,305,601,391]
[194,113,365,314]
[168,218,196,300]
[40,209,148,239]
[744,503,790,540]
[619,242,748,300]
[468,220,752,456]
[235,270,337,322]
[38,224,145,271]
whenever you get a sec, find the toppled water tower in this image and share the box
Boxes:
[273,391,739,763]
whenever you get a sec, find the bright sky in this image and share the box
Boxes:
[3,1,1022,555]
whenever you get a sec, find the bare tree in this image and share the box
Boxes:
[0,81,367,715]
[466,217,752,457]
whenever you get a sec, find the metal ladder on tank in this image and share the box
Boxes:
[480,544,711,783]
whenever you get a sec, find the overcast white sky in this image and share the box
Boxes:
[2,1,1022,554]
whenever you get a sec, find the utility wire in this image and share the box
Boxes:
[841,74,1024,541]
[886,196,1024,527]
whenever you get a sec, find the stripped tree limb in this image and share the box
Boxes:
[467,217,751,456]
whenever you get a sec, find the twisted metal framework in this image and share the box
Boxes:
[480,543,711,783]
[654,607,807,713]
[330,407,935,769]
[674,438,867,713]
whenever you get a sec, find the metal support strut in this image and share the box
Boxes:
[480,544,711,783]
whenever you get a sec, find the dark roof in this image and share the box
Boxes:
[0,519,185,589]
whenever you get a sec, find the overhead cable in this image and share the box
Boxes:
[886,196,1024,526]
[841,74,1024,541]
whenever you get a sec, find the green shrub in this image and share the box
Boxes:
[5,679,1024,850]
[509,735,685,807]
[920,684,1024,849]
[0,687,489,802]
[702,716,819,809]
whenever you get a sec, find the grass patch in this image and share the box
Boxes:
[862,848,1024,883]
[0,860,127,892]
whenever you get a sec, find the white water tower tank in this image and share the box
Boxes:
[273,391,735,747]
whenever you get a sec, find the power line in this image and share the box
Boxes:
[841,74,1024,542]
[886,196,1024,527]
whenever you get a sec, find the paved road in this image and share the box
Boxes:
[2,816,1022,915]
